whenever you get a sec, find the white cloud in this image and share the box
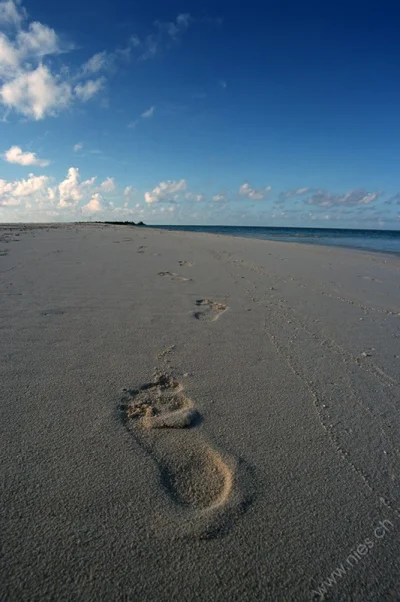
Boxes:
[0,4,212,120]
[82,192,103,214]
[239,182,272,200]
[57,167,96,208]
[128,105,155,129]
[185,192,204,202]
[16,21,61,59]
[155,13,192,39]
[1,64,72,119]
[0,172,50,206]
[278,187,312,202]
[305,189,381,208]
[3,145,49,166]
[212,194,225,202]
[140,13,193,60]
[123,185,136,200]
[99,177,115,193]
[144,179,187,204]
[0,32,19,76]
[13,173,49,196]
[74,77,105,102]
[141,105,154,119]
[0,1,107,119]
[0,0,26,26]
[73,142,83,152]
[81,51,109,75]
[0,165,144,221]
[58,167,82,207]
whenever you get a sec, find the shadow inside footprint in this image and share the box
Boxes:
[193,299,227,321]
[125,374,199,429]
[120,375,237,524]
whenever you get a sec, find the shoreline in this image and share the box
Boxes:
[149,224,400,258]
[1,220,400,258]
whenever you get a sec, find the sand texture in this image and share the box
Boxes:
[0,223,399,601]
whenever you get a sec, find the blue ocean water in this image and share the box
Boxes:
[153,226,400,255]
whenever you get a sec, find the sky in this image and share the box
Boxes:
[0,0,400,228]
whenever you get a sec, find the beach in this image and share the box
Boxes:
[1,222,399,601]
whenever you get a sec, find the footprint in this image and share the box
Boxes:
[193,299,227,321]
[40,309,65,316]
[158,271,191,282]
[359,275,382,283]
[120,375,243,536]
[178,260,194,267]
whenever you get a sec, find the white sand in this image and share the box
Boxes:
[0,223,399,601]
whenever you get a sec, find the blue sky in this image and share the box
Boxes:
[1,0,400,228]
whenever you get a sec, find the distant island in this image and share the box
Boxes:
[95,221,146,226]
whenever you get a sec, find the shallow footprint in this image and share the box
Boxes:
[193,298,227,321]
[120,375,239,534]
[158,271,191,281]
[178,260,194,267]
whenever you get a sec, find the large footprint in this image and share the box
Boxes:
[120,375,242,535]
[193,298,227,321]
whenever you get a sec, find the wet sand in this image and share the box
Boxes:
[1,222,399,601]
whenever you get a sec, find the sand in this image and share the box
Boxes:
[0,222,399,601]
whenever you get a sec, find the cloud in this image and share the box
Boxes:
[279,187,311,201]
[212,194,225,202]
[239,182,272,200]
[73,142,83,152]
[0,0,26,26]
[0,166,142,221]
[74,77,105,102]
[99,177,115,193]
[385,193,400,205]
[185,192,204,202]
[123,185,136,200]
[80,51,109,75]
[141,105,154,119]
[155,13,192,39]
[139,13,193,60]
[1,64,72,119]
[0,172,50,206]
[128,105,155,129]
[58,167,96,208]
[82,192,103,214]
[145,179,187,204]
[0,0,107,119]
[3,145,49,166]
[16,21,62,59]
[304,189,381,208]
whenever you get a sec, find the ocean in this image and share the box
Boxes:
[153,226,400,256]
